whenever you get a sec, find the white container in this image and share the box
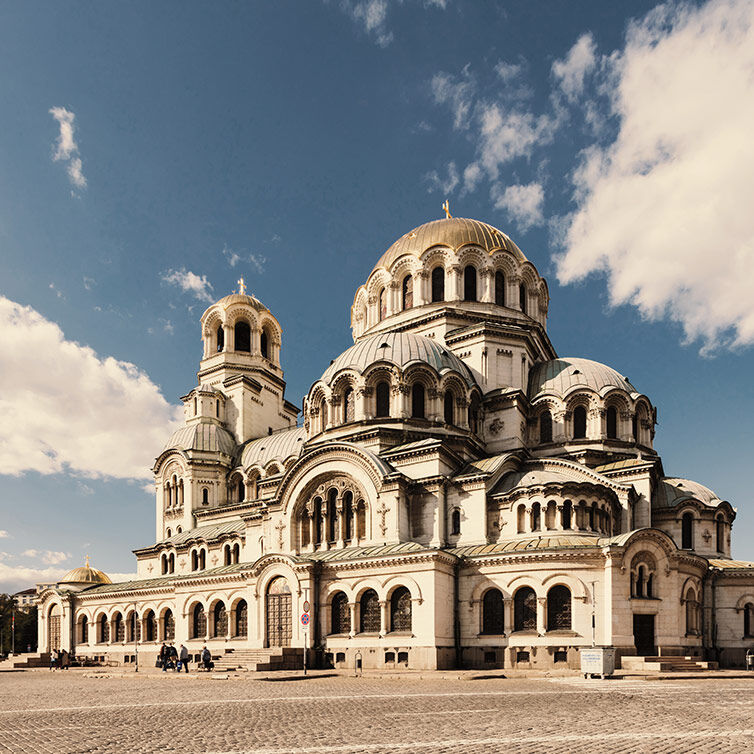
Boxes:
[580,647,616,678]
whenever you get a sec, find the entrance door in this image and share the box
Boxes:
[266,576,292,647]
[633,614,655,656]
[48,606,61,650]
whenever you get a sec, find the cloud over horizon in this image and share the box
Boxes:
[0,296,183,481]
[161,268,214,303]
[49,106,87,190]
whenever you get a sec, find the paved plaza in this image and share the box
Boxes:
[0,671,753,753]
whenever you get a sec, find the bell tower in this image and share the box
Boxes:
[197,280,298,443]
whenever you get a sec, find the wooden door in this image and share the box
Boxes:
[633,614,655,656]
[266,577,292,647]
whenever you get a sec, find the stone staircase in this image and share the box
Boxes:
[0,652,49,670]
[212,647,304,672]
[621,655,718,672]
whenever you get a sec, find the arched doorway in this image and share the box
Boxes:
[266,576,292,647]
[48,605,61,650]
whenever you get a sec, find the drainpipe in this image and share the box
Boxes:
[710,568,719,664]
[453,558,461,669]
[312,562,321,668]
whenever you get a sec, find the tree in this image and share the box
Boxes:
[0,594,38,655]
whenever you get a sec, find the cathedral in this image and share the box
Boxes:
[38,215,754,670]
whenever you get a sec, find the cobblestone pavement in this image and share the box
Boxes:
[0,671,752,753]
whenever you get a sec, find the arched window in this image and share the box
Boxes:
[547,585,572,631]
[163,609,175,640]
[632,413,638,441]
[224,544,231,566]
[193,397,197,415]
[716,515,725,553]
[260,329,269,359]
[411,383,425,419]
[191,550,198,571]
[314,497,323,545]
[216,325,224,352]
[80,615,88,644]
[168,553,175,574]
[359,589,380,633]
[530,502,541,531]
[494,271,505,306]
[443,391,454,425]
[519,283,527,315]
[327,488,337,543]
[127,612,139,642]
[331,592,350,635]
[468,396,480,434]
[744,603,753,638]
[213,603,228,637]
[199,549,206,570]
[482,589,504,634]
[343,491,354,542]
[517,504,526,533]
[320,398,328,431]
[606,406,618,439]
[573,406,587,439]
[161,554,167,575]
[685,588,698,634]
[232,543,240,563]
[431,266,444,302]
[513,587,537,632]
[99,614,109,643]
[375,381,390,417]
[237,477,245,502]
[539,410,552,443]
[114,613,124,642]
[378,288,387,321]
[145,610,156,642]
[166,528,172,539]
[343,387,355,423]
[234,321,251,352]
[402,274,413,310]
[562,500,572,529]
[235,600,248,637]
[192,604,206,639]
[681,512,694,549]
[390,587,412,632]
[356,500,366,539]
[202,487,209,505]
[451,509,461,536]
[463,265,477,301]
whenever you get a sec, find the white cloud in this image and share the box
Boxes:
[248,252,265,274]
[21,550,70,566]
[0,531,9,539]
[425,161,459,195]
[0,563,69,594]
[223,245,266,274]
[552,33,597,102]
[223,244,241,267]
[83,276,95,291]
[557,0,754,352]
[431,67,475,130]
[341,0,392,46]
[0,296,183,480]
[492,182,545,231]
[49,107,87,190]
[161,268,214,303]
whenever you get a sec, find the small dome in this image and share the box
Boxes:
[529,357,640,400]
[656,478,725,509]
[60,558,111,586]
[319,332,477,388]
[164,423,236,455]
[373,217,526,274]
[211,293,269,313]
[241,426,307,469]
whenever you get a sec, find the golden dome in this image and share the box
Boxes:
[60,556,112,586]
[372,217,526,274]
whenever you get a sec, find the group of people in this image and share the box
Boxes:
[158,643,214,672]
[49,648,71,670]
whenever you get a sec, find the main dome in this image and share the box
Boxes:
[59,558,112,587]
[372,217,526,274]
[320,331,477,387]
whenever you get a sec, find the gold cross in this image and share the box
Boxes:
[237,277,247,295]
[85,554,90,567]
[442,199,452,219]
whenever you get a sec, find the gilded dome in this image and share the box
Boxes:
[372,217,526,274]
[60,558,111,586]
[529,357,640,401]
[319,331,477,387]
[163,423,236,455]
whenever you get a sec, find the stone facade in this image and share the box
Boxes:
[37,216,754,669]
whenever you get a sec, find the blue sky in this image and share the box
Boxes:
[1,0,753,591]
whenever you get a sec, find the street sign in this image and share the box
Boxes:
[301,613,310,625]
[303,600,310,613]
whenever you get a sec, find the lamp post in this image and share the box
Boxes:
[133,602,139,673]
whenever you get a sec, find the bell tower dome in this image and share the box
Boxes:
[197,279,298,443]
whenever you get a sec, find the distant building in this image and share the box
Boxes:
[37,215,754,668]
[13,588,37,611]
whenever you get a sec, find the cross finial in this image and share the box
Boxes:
[442,199,452,219]
[85,554,90,568]
[237,277,247,295]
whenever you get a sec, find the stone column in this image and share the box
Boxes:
[414,270,427,306]
[449,265,462,301]
[223,324,232,352]
[480,269,493,303]
[537,597,547,636]
[336,498,345,549]
[348,603,357,638]
[503,598,512,635]
[379,600,388,637]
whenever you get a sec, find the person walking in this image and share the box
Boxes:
[159,642,168,671]
[60,649,70,670]
[168,643,179,671]
[49,649,58,671]
[201,645,212,671]
[179,644,189,673]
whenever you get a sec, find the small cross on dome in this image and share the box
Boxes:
[237,277,247,295]
[442,199,452,219]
